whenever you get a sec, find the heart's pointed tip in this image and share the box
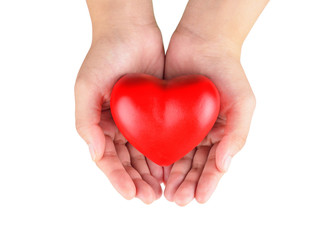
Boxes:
[152,162,173,167]
[150,158,179,167]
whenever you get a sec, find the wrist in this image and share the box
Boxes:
[174,22,242,61]
[87,0,156,40]
[179,0,268,48]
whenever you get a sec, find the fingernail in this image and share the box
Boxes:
[220,155,232,172]
[88,144,96,161]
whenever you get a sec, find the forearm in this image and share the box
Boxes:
[86,0,156,39]
[178,0,269,49]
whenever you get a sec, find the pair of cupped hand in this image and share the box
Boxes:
[74,23,255,205]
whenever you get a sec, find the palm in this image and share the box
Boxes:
[75,26,165,203]
[163,30,255,205]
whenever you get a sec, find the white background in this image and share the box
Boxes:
[0,0,331,239]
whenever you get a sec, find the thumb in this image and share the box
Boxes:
[74,79,105,162]
[216,96,256,172]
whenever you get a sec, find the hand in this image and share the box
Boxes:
[163,26,256,206]
[74,1,165,204]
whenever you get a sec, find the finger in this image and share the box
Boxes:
[74,79,105,162]
[164,149,196,202]
[196,144,223,203]
[146,158,164,184]
[95,136,136,200]
[173,146,210,206]
[99,110,117,137]
[163,165,173,184]
[127,143,162,199]
[114,142,156,204]
[216,96,256,172]
[125,168,157,204]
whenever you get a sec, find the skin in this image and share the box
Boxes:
[163,0,269,205]
[75,0,165,204]
[74,0,269,205]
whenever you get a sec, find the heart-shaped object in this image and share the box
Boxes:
[110,74,220,166]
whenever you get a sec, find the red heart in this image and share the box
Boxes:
[110,74,220,166]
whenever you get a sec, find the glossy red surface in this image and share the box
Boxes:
[110,74,220,166]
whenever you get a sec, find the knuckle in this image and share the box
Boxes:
[74,77,96,94]
[243,93,256,110]
[74,78,86,94]
[207,151,217,163]
[170,171,185,180]
[74,78,101,99]
[75,121,87,137]
[133,154,146,162]
[247,94,256,109]
[114,138,127,145]
[75,121,82,133]
[75,120,83,132]
[103,150,118,160]
[232,134,247,152]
